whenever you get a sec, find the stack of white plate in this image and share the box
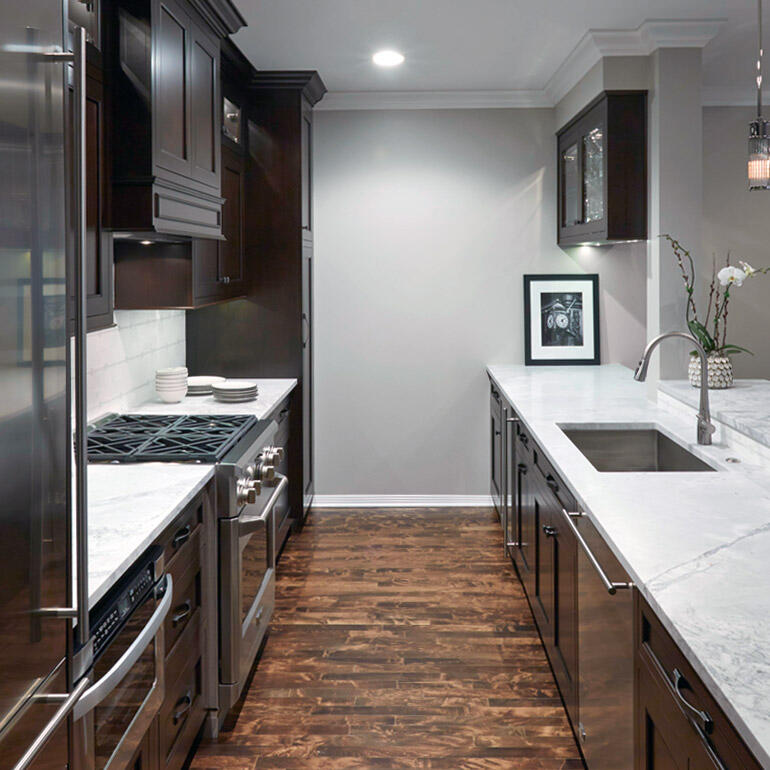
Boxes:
[187,375,225,396]
[212,380,258,403]
[155,367,188,403]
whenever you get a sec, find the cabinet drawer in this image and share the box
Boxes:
[162,499,203,571]
[164,528,202,654]
[153,182,223,239]
[161,612,205,770]
[515,421,533,460]
[532,446,576,512]
[637,595,762,769]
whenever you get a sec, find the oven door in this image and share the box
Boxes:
[219,475,287,691]
[73,574,172,770]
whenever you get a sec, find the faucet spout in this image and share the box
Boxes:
[633,331,715,446]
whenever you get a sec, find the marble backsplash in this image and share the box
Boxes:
[84,310,186,421]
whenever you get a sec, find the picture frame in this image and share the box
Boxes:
[523,274,600,366]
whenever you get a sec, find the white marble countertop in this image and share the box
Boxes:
[85,464,213,608]
[131,378,297,419]
[486,363,770,767]
[84,378,297,608]
[660,378,770,450]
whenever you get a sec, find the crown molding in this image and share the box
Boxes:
[312,495,494,508]
[702,85,768,107]
[315,89,552,111]
[546,19,726,105]
[314,19,727,113]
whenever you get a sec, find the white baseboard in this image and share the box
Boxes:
[311,495,494,508]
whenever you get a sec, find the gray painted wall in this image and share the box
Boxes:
[703,106,770,378]
[313,108,645,496]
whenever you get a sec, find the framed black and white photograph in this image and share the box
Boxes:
[523,274,600,365]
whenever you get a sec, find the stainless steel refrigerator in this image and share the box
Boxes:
[0,4,90,768]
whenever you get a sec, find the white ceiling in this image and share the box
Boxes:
[231,1,761,104]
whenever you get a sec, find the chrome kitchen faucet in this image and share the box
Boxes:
[633,332,716,446]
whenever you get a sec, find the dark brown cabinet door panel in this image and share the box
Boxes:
[68,66,113,330]
[190,26,219,189]
[219,146,244,287]
[302,242,313,512]
[154,0,191,178]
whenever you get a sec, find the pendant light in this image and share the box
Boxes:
[749,0,770,189]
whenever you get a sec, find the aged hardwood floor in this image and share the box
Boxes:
[190,508,584,770]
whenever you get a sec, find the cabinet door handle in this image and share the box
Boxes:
[672,668,714,735]
[172,691,193,724]
[172,524,191,549]
[518,434,529,446]
[542,525,557,537]
[172,600,192,626]
[302,313,310,347]
[517,463,528,475]
[546,474,559,493]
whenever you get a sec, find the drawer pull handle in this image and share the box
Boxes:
[542,525,557,537]
[172,600,192,626]
[172,525,191,549]
[562,510,633,595]
[517,463,528,475]
[673,668,714,735]
[546,474,559,493]
[172,691,193,725]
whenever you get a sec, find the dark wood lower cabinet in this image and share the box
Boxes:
[499,396,762,770]
[635,594,762,770]
[530,474,578,728]
[124,485,214,770]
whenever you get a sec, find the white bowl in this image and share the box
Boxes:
[156,387,187,402]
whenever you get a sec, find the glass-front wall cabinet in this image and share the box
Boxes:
[557,91,646,246]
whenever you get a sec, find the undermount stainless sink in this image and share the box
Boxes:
[561,426,717,473]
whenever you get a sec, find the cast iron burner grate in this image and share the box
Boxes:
[87,414,258,463]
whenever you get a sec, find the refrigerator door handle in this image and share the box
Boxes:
[71,24,90,650]
[10,677,90,770]
[72,575,173,721]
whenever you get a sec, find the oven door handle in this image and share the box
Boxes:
[72,575,173,721]
[239,474,288,537]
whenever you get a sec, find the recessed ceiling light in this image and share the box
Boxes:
[373,50,404,67]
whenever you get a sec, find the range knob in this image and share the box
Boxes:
[254,462,275,482]
[263,446,285,465]
[236,478,261,505]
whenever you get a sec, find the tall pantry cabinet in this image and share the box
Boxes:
[186,69,326,526]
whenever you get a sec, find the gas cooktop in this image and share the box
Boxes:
[87,414,259,463]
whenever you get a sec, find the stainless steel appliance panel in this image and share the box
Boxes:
[0,0,70,738]
[574,513,634,770]
[218,474,286,716]
[73,569,172,770]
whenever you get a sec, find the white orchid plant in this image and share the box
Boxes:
[662,234,770,357]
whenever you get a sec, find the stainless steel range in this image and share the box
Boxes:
[87,413,287,726]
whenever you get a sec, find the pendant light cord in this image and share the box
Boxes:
[759,0,764,118]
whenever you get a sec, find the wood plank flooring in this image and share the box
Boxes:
[190,508,584,769]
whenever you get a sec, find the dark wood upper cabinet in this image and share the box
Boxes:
[67,61,114,331]
[109,0,244,239]
[557,91,647,246]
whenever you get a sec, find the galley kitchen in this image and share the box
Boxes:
[3,0,770,768]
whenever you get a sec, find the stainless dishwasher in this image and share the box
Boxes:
[564,511,634,770]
